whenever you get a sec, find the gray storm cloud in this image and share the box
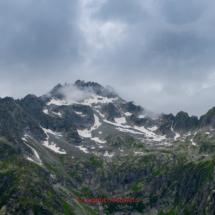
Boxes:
[0,0,215,117]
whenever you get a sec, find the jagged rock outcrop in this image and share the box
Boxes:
[121,101,143,114]
[200,107,215,128]
[157,113,174,135]
[172,111,199,132]
[158,112,199,134]
[102,103,122,122]
[75,80,118,98]
[0,97,45,143]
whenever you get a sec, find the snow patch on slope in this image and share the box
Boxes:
[133,126,166,142]
[132,102,138,106]
[76,145,89,153]
[91,137,106,143]
[43,141,66,154]
[42,128,62,137]
[104,151,114,157]
[22,135,42,165]
[41,127,66,154]
[191,132,198,146]
[77,114,101,138]
[52,111,62,117]
[174,133,180,141]
[170,123,180,141]
[43,109,48,114]
[114,117,126,124]
[104,118,166,142]
[74,111,84,116]
[94,109,105,118]
[25,156,38,164]
[77,129,91,138]
[103,119,130,128]
[116,127,142,134]
[124,112,132,116]
[148,126,157,131]
[25,143,40,160]
[47,98,72,106]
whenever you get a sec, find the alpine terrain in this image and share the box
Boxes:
[1,80,215,215]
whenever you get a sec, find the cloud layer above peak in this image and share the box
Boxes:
[0,0,215,117]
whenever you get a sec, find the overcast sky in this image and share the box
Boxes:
[1,0,215,117]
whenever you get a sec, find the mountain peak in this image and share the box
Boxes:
[74,80,118,98]
[175,111,189,118]
[74,80,103,93]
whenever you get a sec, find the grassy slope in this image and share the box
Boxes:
[2,131,215,214]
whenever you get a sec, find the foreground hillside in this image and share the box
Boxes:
[1,80,215,214]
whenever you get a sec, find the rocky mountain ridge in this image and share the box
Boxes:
[1,80,215,214]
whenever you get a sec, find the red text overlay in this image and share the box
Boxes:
[77,197,138,204]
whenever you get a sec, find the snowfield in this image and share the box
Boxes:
[82,95,118,106]
[104,118,166,142]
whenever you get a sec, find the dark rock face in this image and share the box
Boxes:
[157,113,174,134]
[102,103,122,122]
[129,114,148,126]
[158,112,199,134]
[200,107,215,128]
[17,94,81,144]
[62,104,95,129]
[172,111,199,132]
[0,97,45,143]
[121,102,142,114]
[46,83,64,100]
